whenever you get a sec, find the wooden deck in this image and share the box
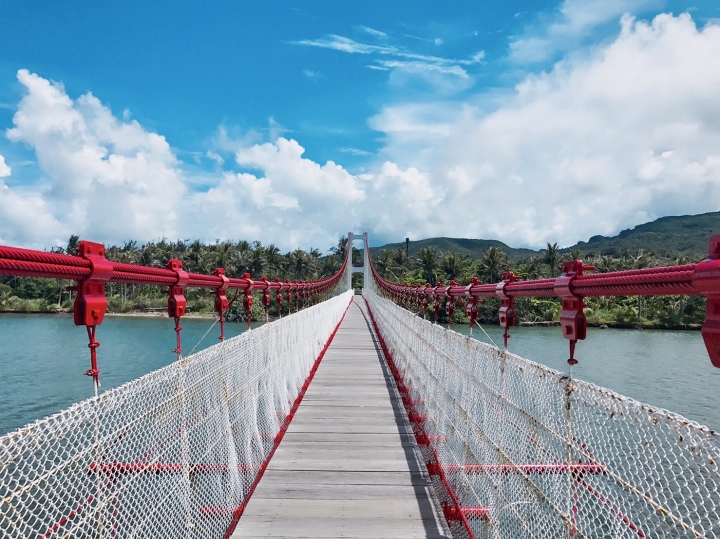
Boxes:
[230,296,450,539]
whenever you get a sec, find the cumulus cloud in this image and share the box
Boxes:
[509,0,660,63]
[0,155,10,177]
[371,13,720,247]
[4,13,720,253]
[5,69,184,247]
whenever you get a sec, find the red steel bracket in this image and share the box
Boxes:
[496,272,520,349]
[242,273,254,330]
[433,282,443,323]
[166,259,189,356]
[214,268,230,341]
[445,281,457,324]
[275,278,283,317]
[74,241,113,387]
[261,276,271,322]
[554,260,594,366]
[465,277,480,329]
[693,235,720,367]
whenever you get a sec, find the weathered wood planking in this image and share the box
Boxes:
[230,297,450,539]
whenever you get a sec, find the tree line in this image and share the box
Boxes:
[371,243,705,329]
[0,236,348,321]
[0,236,705,328]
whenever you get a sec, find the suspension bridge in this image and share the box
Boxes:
[1,231,719,538]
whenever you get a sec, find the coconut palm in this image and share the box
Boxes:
[415,247,439,285]
[543,242,560,277]
[479,247,510,284]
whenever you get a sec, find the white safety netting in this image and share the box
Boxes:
[0,289,353,539]
[364,288,720,539]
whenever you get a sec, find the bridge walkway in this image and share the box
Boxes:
[231,296,450,539]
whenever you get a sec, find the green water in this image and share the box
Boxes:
[0,314,257,435]
[1,314,718,436]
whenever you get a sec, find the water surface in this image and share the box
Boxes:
[1,313,717,435]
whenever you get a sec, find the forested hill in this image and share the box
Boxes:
[371,211,719,261]
[369,238,536,263]
[568,211,719,258]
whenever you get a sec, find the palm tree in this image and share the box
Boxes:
[391,247,406,269]
[479,247,509,284]
[415,247,439,285]
[441,253,471,283]
[331,237,348,261]
[543,242,560,277]
[375,250,395,279]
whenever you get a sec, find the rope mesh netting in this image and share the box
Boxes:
[364,288,720,539]
[0,289,353,539]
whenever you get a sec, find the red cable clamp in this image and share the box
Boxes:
[496,272,521,349]
[275,278,283,317]
[465,278,480,329]
[445,281,457,324]
[166,259,188,356]
[261,276,271,322]
[73,241,113,386]
[693,235,720,367]
[422,284,431,318]
[554,260,594,366]
[433,282,443,323]
[242,273,254,329]
[214,268,229,341]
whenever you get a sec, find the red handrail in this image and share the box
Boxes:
[365,234,720,367]
[0,240,350,389]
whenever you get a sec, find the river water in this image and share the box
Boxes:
[1,313,718,436]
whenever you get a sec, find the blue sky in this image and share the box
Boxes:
[1,0,719,251]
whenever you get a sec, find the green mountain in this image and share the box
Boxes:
[369,237,536,263]
[371,211,719,262]
[567,211,719,259]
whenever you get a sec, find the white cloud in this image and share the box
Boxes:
[0,154,10,177]
[302,69,322,79]
[339,147,373,157]
[206,150,224,166]
[370,13,720,248]
[358,26,387,38]
[509,0,660,63]
[5,13,720,254]
[5,69,184,247]
[293,34,483,80]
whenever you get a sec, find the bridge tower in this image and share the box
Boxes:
[347,232,368,291]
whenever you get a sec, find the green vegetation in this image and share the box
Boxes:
[372,211,719,263]
[0,236,347,321]
[371,243,706,330]
[1,210,716,327]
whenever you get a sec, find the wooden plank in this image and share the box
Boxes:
[230,298,450,539]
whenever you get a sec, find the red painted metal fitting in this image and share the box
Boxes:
[166,259,188,318]
[261,276,271,306]
[445,281,457,323]
[285,279,292,309]
[426,462,441,475]
[214,268,229,341]
[497,271,520,349]
[242,273,254,329]
[73,241,113,385]
[433,282,443,323]
[693,235,720,367]
[422,284,431,317]
[73,241,113,328]
[554,260,594,366]
[275,278,283,317]
[465,277,480,329]
[442,505,490,522]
